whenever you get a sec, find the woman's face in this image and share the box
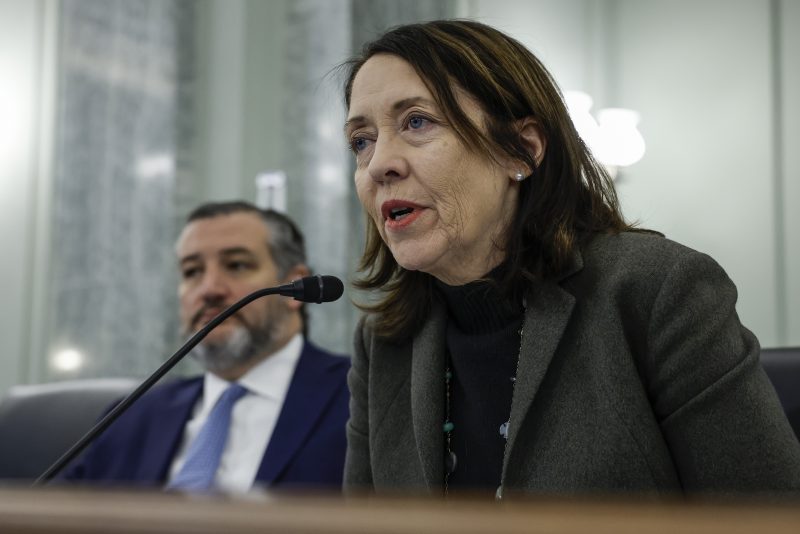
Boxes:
[345,54,520,286]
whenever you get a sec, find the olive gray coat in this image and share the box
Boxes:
[345,232,800,497]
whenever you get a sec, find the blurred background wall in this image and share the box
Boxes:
[0,0,797,395]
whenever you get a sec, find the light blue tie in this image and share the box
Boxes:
[167,383,249,491]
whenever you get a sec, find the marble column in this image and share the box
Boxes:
[44,0,196,380]
[281,0,456,355]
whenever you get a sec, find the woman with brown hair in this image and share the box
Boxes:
[342,19,800,498]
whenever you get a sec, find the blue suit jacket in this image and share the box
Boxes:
[63,342,350,490]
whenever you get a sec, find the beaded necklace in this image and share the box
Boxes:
[443,298,526,499]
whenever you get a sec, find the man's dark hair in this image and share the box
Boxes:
[185,200,310,335]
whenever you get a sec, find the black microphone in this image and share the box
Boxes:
[279,274,344,303]
[33,275,344,485]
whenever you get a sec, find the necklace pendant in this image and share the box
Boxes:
[445,450,458,474]
[499,421,510,440]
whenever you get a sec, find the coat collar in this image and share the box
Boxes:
[503,251,581,481]
[501,277,576,480]
[409,250,583,490]
[136,378,202,481]
[410,300,448,489]
[135,343,343,485]
[255,343,343,484]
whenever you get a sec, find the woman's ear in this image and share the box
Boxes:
[510,117,547,177]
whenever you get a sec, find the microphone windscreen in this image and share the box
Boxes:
[294,275,344,303]
[319,275,344,302]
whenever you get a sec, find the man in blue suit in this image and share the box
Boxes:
[64,201,349,493]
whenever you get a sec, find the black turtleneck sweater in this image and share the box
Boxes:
[435,273,525,492]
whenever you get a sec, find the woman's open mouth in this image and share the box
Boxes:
[381,200,425,230]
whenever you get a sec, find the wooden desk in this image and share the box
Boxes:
[0,486,799,533]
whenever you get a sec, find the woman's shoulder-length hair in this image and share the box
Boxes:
[342,19,632,341]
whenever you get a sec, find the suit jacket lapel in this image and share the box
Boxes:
[136,379,202,481]
[255,345,339,483]
[502,254,582,477]
[410,298,448,490]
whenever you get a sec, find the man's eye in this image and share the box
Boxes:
[182,267,200,279]
[227,261,251,272]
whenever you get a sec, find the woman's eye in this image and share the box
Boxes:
[408,115,428,129]
[350,137,370,153]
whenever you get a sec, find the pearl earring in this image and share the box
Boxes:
[514,171,525,182]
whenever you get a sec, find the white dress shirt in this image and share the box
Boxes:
[167,334,303,493]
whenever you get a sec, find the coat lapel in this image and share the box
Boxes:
[502,254,582,477]
[136,379,201,481]
[255,345,339,483]
[410,298,448,490]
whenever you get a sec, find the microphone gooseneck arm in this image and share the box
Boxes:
[33,275,343,486]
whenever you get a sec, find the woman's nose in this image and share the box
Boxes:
[367,135,409,184]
